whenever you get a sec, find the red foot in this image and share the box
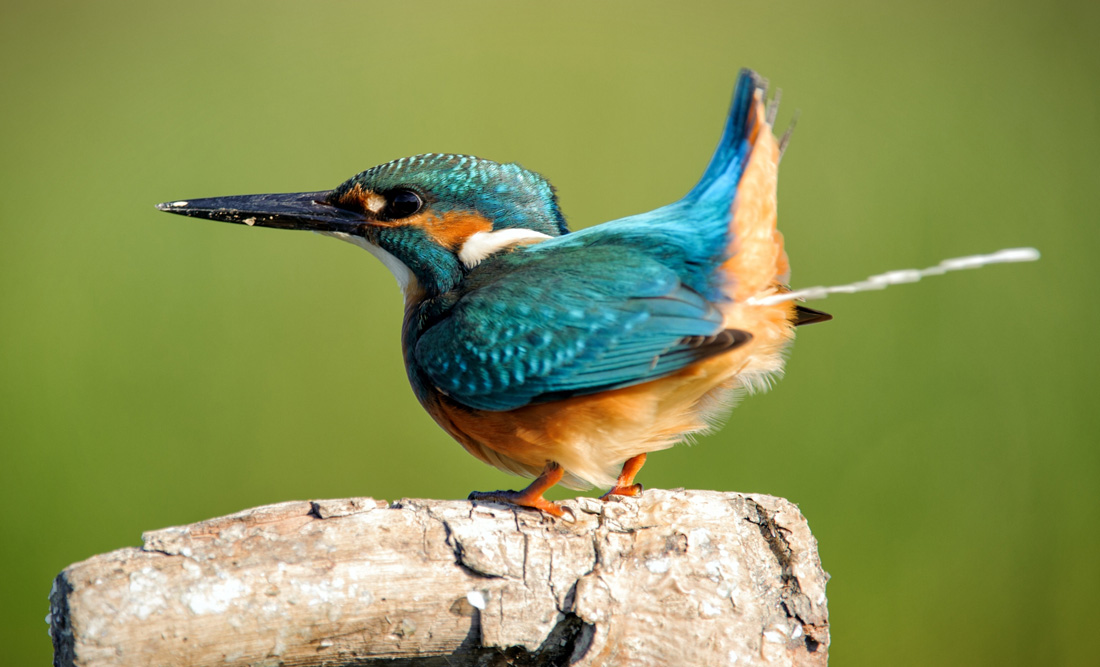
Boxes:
[600,453,648,501]
[468,462,568,518]
[599,482,643,500]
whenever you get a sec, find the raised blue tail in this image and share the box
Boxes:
[532,69,770,302]
[685,68,761,208]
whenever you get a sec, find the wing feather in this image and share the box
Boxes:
[414,245,750,411]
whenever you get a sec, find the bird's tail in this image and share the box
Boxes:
[689,69,790,307]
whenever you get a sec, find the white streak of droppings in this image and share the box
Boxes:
[170,201,188,207]
[458,228,551,268]
[749,247,1041,305]
[645,558,671,574]
[700,601,722,617]
[466,590,487,610]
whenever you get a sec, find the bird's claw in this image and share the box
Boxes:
[468,489,569,519]
[599,482,644,500]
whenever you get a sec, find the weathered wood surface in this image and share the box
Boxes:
[49,490,829,666]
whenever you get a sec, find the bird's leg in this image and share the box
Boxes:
[468,461,568,518]
[600,453,647,500]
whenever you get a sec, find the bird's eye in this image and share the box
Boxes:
[385,189,423,220]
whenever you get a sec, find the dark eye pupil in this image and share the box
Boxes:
[387,190,422,219]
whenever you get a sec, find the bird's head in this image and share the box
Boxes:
[158,154,568,301]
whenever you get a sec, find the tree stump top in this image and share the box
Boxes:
[50,490,829,666]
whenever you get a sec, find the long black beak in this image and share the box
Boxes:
[155,191,365,233]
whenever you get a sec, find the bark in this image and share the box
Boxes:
[49,490,829,666]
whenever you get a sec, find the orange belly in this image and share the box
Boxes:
[427,298,794,490]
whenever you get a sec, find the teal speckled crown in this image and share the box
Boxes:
[334,153,569,237]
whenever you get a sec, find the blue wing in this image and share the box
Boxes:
[414,245,750,411]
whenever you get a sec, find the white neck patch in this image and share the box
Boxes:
[319,231,419,302]
[458,228,551,269]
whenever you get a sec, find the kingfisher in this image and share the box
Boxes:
[158,69,831,517]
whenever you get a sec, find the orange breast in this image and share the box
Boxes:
[423,298,793,490]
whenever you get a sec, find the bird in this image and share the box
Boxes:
[157,69,832,518]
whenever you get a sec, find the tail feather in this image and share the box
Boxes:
[679,69,792,306]
[686,69,761,208]
[554,70,791,306]
[713,73,791,306]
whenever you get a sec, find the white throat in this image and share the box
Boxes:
[319,231,419,302]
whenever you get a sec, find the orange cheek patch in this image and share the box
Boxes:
[420,211,494,250]
[361,209,495,246]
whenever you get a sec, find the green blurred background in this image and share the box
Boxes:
[2,0,1097,664]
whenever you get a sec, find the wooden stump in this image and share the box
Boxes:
[49,490,829,666]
